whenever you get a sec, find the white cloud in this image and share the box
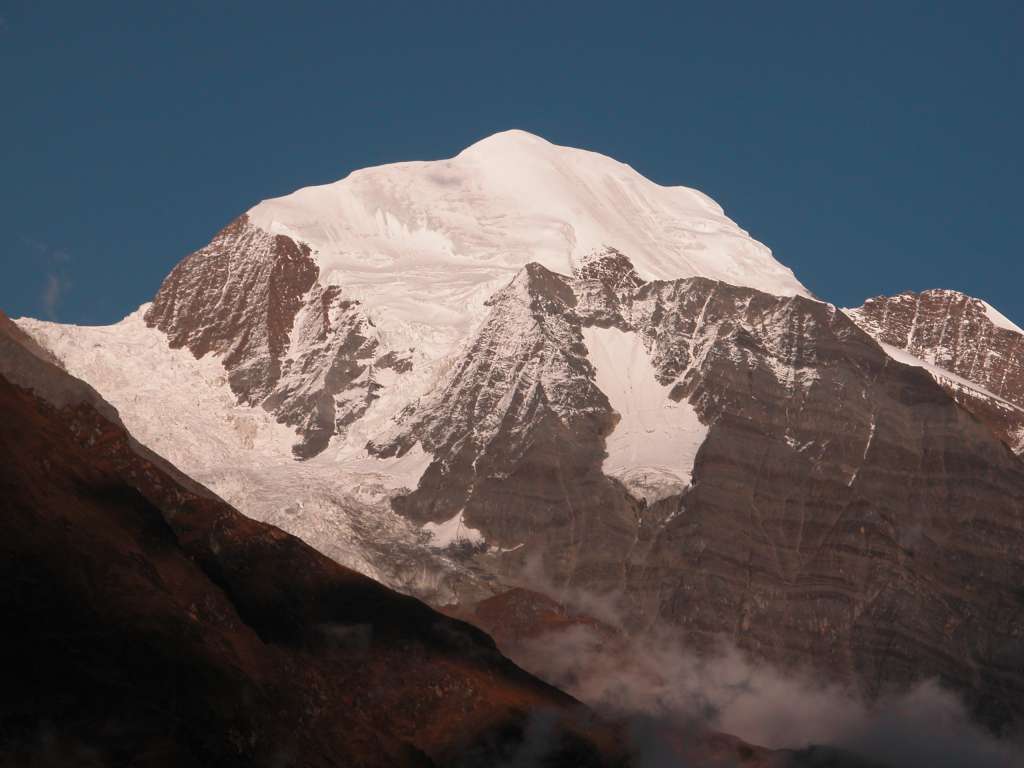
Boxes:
[23,237,73,320]
[42,272,71,319]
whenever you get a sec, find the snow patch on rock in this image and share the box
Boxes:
[582,325,708,502]
[423,510,485,548]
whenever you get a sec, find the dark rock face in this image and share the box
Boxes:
[572,247,647,328]
[848,289,1024,453]
[263,284,381,458]
[0,312,625,768]
[377,256,1024,731]
[625,288,1024,728]
[145,215,319,403]
[145,215,405,457]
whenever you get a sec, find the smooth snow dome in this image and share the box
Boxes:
[249,130,807,357]
[583,326,709,503]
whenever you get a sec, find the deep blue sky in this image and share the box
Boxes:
[2,1,1021,325]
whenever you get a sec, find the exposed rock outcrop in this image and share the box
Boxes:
[848,289,1024,453]
[145,215,407,457]
[145,215,319,403]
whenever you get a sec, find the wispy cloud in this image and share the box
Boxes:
[42,272,72,319]
[505,558,1024,767]
[23,237,73,320]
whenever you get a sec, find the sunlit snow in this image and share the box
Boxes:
[249,129,807,359]
[422,510,485,548]
[582,325,708,503]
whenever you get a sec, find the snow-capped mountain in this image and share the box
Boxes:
[140,129,806,459]
[16,131,1024,731]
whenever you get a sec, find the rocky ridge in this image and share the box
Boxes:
[146,214,403,458]
[848,289,1024,454]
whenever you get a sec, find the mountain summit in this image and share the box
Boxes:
[248,129,806,355]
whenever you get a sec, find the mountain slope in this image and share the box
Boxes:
[366,253,1024,730]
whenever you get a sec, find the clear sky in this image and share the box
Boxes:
[2,1,1021,325]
